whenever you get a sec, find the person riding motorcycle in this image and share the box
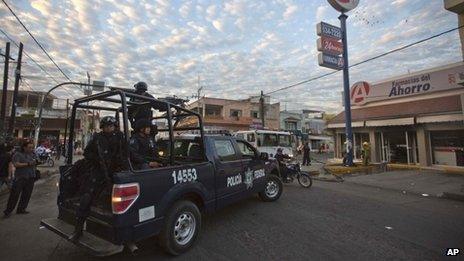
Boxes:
[69,116,128,241]
[275,148,291,182]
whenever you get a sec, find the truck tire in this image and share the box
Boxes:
[159,200,201,255]
[259,175,283,202]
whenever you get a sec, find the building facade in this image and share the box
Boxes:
[280,109,333,151]
[328,62,464,168]
[188,96,280,131]
[0,90,97,146]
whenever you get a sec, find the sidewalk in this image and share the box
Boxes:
[343,170,464,201]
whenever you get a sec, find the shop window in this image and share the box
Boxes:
[431,130,464,166]
[230,109,242,117]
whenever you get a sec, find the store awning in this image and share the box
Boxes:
[365,117,414,127]
[416,114,464,123]
[327,121,364,129]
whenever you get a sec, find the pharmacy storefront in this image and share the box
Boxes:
[328,62,464,168]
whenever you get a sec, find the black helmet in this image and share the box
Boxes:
[134,118,152,131]
[134,81,148,92]
[277,148,283,153]
[100,116,117,128]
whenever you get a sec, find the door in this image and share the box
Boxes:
[236,140,266,194]
[212,137,246,208]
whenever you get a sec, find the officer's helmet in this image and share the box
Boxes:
[134,81,148,92]
[100,116,117,128]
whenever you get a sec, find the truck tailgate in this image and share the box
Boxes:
[40,218,124,257]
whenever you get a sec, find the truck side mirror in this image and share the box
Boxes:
[260,152,269,161]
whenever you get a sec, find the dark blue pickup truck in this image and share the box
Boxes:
[40,88,282,256]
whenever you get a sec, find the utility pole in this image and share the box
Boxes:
[1,42,11,136]
[196,75,203,116]
[259,90,265,128]
[63,98,69,157]
[339,13,354,166]
[8,42,23,136]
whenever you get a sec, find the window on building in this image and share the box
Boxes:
[230,109,242,117]
[205,105,222,117]
[285,121,297,130]
[251,110,259,119]
[431,130,464,166]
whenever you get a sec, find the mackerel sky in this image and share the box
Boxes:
[0,0,461,112]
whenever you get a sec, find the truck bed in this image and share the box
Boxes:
[40,218,124,256]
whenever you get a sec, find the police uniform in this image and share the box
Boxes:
[71,129,127,240]
[129,132,156,170]
[128,82,155,127]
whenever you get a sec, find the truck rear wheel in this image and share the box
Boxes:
[259,175,283,202]
[159,200,201,255]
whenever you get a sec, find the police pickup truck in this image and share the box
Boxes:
[40,88,282,256]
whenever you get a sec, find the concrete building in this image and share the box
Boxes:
[280,109,333,151]
[445,0,464,59]
[328,62,464,168]
[0,90,96,146]
[188,96,280,131]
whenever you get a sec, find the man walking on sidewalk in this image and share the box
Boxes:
[302,141,311,166]
[3,140,38,218]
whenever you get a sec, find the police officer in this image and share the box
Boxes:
[69,116,127,241]
[129,119,161,170]
[128,81,155,128]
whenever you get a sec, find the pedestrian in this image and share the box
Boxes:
[362,142,371,166]
[3,140,38,218]
[55,142,62,161]
[302,141,311,166]
[0,143,14,190]
[69,116,128,240]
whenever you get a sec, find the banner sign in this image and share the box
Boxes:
[318,53,344,70]
[350,62,464,106]
[316,22,342,40]
[317,35,343,55]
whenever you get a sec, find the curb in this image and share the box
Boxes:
[313,175,344,183]
[343,180,464,202]
[442,192,464,202]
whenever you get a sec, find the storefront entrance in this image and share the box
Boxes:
[378,131,417,164]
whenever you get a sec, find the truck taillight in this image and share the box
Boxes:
[112,183,140,214]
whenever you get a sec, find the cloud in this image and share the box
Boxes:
[315,5,328,21]
[283,5,298,20]
[212,19,224,32]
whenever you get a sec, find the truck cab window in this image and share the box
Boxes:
[237,141,257,158]
[214,140,237,161]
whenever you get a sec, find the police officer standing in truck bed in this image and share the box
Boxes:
[69,116,128,241]
[128,81,155,128]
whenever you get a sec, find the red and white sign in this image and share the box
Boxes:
[317,36,343,55]
[350,81,371,105]
[327,0,360,12]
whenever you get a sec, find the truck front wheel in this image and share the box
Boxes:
[159,200,201,255]
[259,175,283,202]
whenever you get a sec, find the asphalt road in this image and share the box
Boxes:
[1,175,463,261]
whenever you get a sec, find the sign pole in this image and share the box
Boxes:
[339,13,354,166]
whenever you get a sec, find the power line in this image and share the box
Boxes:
[266,25,464,95]
[1,0,74,82]
[0,28,78,99]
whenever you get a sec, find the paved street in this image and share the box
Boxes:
[1,174,463,261]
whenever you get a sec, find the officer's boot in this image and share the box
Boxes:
[68,218,85,241]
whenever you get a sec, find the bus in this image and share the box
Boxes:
[235,130,294,158]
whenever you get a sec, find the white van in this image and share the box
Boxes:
[235,130,294,158]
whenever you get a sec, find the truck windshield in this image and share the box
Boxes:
[260,134,278,147]
[279,135,292,147]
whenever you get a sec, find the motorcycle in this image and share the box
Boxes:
[280,159,313,188]
[37,149,55,167]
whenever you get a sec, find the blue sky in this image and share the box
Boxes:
[0,0,461,112]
